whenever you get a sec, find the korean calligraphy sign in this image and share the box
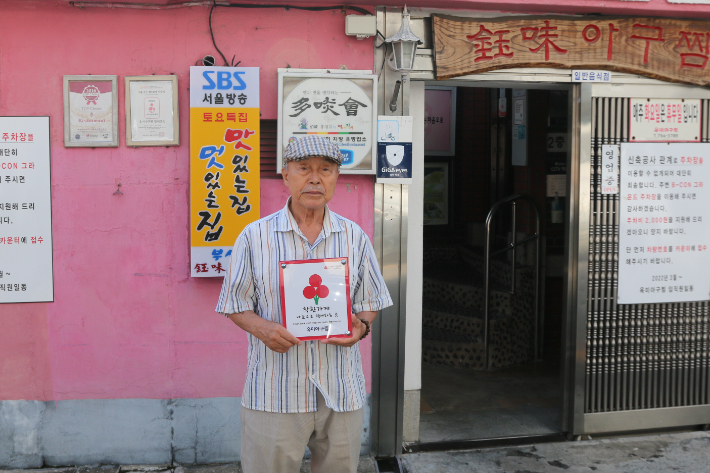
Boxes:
[278,71,377,174]
[0,117,54,303]
[189,67,260,277]
[433,15,710,87]
[618,142,710,304]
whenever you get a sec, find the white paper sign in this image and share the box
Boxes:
[546,174,566,197]
[629,99,701,142]
[279,258,352,340]
[514,99,524,125]
[377,115,413,143]
[129,80,175,142]
[601,145,619,194]
[618,142,710,304]
[0,117,53,303]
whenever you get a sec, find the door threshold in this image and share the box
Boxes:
[403,432,567,454]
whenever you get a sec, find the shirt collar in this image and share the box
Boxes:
[275,198,344,235]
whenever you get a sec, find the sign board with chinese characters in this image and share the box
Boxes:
[278,70,377,174]
[189,67,260,277]
[433,15,710,87]
[279,258,352,341]
[629,98,701,142]
[0,117,53,303]
[377,115,413,184]
[618,142,710,304]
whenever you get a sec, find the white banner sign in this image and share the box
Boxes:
[601,145,619,194]
[629,98,701,142]
[618,142,710,304]
[0,117,53,303]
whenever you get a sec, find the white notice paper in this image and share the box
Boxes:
[0,117,54,303]
[279,258,352,340]
[129,80,175,142]
[618,143,710,304]
[377,115,413,143]
[629,99,701,142]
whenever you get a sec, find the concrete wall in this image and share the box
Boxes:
[0,0,375,467]
[0,396,372,468]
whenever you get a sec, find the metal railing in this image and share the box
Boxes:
[483,193,541,370]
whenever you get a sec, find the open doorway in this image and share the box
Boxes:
[417,84,571,444]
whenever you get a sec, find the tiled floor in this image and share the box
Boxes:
[419,360,562,443]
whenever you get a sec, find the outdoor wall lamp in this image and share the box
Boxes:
[385,6,422,73]
[385,6,422,112]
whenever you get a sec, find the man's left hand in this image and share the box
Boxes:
[321,313,366,348]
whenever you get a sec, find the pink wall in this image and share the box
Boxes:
[91,0,710,19]
[0,1,375,402]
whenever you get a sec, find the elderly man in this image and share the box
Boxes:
[216,135,392,473]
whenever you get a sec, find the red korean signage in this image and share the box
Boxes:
[433,15,710,86]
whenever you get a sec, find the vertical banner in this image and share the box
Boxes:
[190,67,260,277]
[0,117,53,302]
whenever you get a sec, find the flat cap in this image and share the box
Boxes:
[283,135,343,166]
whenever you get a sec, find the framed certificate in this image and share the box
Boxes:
[125,75,179,146]
[279,257,352,341]
[63,75,119,147]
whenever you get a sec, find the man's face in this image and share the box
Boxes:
[282,156,339,213]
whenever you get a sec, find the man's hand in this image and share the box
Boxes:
[228,311,302,353]
[321,313,366,348]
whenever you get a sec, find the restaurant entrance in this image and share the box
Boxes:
[414,83,572,446]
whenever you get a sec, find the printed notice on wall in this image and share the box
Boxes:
[629,99,701,142]
[0,117,53,303]
[129,80,175,142]
[618,142,710,304]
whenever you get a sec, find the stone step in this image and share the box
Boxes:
[422,322,537,371]
[423,277,517,314]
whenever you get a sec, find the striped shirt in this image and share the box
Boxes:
[215,199,392,413]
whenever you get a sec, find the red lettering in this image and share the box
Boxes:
[466,26,513,62]
[583,24,601,44]
[630,24,664,65]
[521,20,567,61]
[608,23,620,61]
[492,30,514,59]
[466,26,495,62]
[677,31,710,70]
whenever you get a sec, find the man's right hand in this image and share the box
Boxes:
[252,319,303,353]
[228,311,302,353]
